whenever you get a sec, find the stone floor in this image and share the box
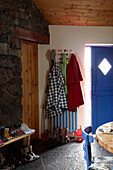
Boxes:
[16,137,113,170]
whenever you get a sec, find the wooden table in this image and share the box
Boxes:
[96,121,113,153]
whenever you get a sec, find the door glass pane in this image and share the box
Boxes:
[98,58,112,75]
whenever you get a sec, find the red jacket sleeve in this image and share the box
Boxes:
[67,54,83,85]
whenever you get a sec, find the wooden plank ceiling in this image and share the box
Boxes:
[33,0,113,26]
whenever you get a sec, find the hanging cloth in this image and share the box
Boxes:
[45,49,56,94]
[61,53,68,95]
[51,49,55,70]
[46,63,68,118]
[67,54,84,111]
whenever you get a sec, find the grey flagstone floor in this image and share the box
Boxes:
[16,138,113,170]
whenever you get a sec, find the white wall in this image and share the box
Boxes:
[38,25,113,138]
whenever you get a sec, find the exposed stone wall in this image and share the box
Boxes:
[0,0,49,128]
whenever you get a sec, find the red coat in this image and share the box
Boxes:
[67,54,84,111]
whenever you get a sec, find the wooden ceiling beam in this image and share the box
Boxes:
[15,26,50,44]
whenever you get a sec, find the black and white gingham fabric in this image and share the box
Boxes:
[46,63,68,118]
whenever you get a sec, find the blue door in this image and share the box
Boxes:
[91,46,113,133]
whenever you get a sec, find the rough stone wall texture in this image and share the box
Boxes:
[0,0,49,128]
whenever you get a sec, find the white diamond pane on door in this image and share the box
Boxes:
[98,58,112,75]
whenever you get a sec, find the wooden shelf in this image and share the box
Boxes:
[0,133,34,148]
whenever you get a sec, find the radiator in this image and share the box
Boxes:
[51,109,77,133]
